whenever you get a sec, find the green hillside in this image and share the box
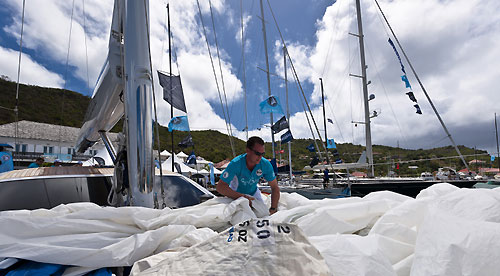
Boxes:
[0,77,492,175]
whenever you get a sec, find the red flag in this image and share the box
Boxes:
[396,163,400,170]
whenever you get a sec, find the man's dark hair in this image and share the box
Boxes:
[246,136,264,150]
[36,157,44,162]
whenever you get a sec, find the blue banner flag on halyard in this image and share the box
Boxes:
[281,129,294,144]
[491,155,496,162]
[271,116,289,134]
[401,75,411,89]
[414,104,422,114]
[209,162,215,185]
[388,38,406,74]
[168,116,190,132]
[327,118,333,124]
[406,91,417,103]
[327,138,336,149]
[306,143,316,152]
[259,96,284,115]
[179,134,194,148]
[187,151,197,165]
[158,71,187,113]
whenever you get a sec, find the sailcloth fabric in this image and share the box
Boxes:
[158,71,186,113]
[1,184,500,275]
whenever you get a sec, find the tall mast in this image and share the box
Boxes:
[259,0,275,158]
[284,46,293,185]
[354,0,374,177]
[240,0,248,140]
[167,4,174,172]
[495,113,500,169]
[320,78,329,165]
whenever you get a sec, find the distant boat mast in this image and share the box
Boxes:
[259,0,275,159]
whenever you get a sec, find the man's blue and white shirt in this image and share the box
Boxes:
[220,153,275,196]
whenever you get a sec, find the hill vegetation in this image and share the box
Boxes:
[0,78,493,175]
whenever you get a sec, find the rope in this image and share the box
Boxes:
[196,0,236,157]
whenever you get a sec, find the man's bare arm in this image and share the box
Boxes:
[268,178,280,214]
[216,179,254,204]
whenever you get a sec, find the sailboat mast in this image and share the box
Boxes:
[354,0,374,177]
[241,0,248,141]
[259,0,275,158]
[284,46,293,185]
[495,113,500,169]
[167,4,174,172]
[320,78,330,165]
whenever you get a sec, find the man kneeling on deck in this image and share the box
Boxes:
[216,136,280,215]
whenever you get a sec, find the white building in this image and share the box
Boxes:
[0,121,118,166]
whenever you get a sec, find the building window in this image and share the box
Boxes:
[68,148,72,155]
[15,144,20,152]
[21,144,27,152]
[43,146,54,154]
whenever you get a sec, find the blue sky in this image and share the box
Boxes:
[2,0,500,156]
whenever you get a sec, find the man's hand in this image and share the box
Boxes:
[241,194,255,208]
[269,207,277,215]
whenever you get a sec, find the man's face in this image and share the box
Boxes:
[246,143,265,165]
[36,159,44,165]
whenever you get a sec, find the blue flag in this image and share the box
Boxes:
[401,75,411,89]
[327,118,333,124]
[168,116,190,132]
[327,139,336,149]
[281,129,293,144]
[491,155,496,162]
[388,38,406,74]
[259,96,284,115]
[209,162,215,185]
[306,143,316,152]
[187,151,197,165]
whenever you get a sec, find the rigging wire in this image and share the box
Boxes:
[58,0,76,155]
[320,0,343,78]
[240,0,248,140]
[159,2,168,71]
[292,75,323,161]
[13,0,26,165]
[372,0,469,171]
[82,0,90,95]
[208,0,234,140]
[196,0,236,158]
[265,0,328,156]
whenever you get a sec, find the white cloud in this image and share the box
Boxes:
[2,0,500,154]
[267,0,500,153]
[0,47,64,87]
